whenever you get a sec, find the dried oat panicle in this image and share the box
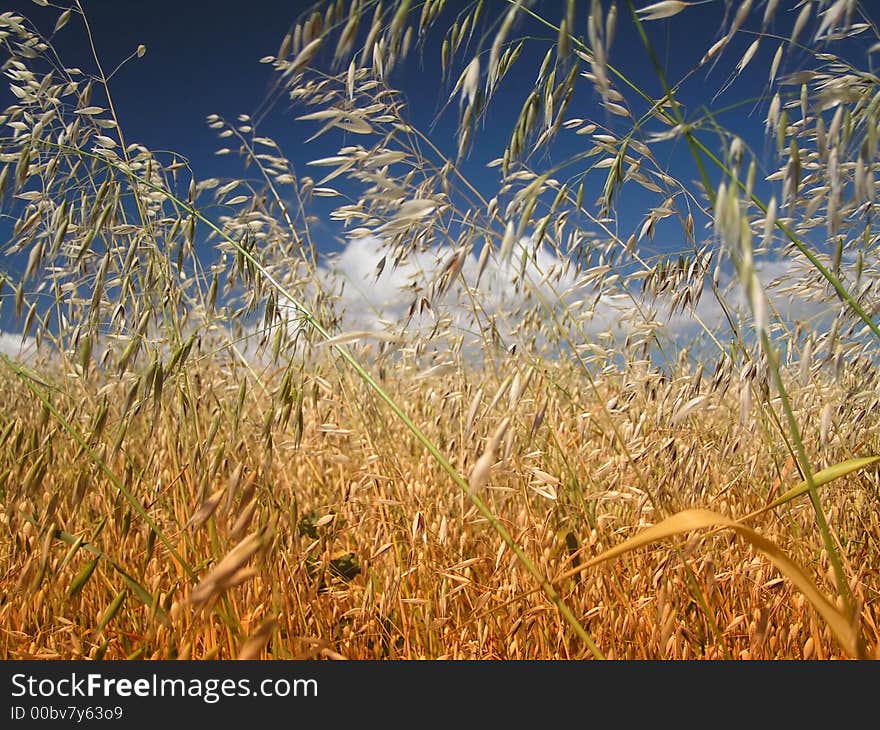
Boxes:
[468,417,510,494]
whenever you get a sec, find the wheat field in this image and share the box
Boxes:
[1,0,879,659]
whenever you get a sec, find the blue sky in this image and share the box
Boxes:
[2,0,786,223]
[4,1,311,179]
[2,1,878,358]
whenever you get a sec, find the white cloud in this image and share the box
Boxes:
[304,235,843,362]
[313,235,643,355]
[0,332,37,361]
[4,240,837,375]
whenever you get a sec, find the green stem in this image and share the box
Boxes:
[23,138,606,659]
[759,331,853,615]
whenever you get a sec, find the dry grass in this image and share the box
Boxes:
[2,1,880,659]
[2,353,878,659]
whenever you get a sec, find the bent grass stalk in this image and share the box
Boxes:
[490,0,875,656]
[10,137,604,660]
[3,0,879,660]
[625,0,861,638]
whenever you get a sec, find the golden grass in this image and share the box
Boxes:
[2,355,877,660]
[2,1,880,661]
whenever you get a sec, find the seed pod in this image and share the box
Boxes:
[67,557,99,598]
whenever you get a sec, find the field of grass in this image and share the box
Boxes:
[2,354,880,659]
[2,1,880,659]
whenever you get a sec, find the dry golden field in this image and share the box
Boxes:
[2,353,878,659]
[2,1,880,660]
